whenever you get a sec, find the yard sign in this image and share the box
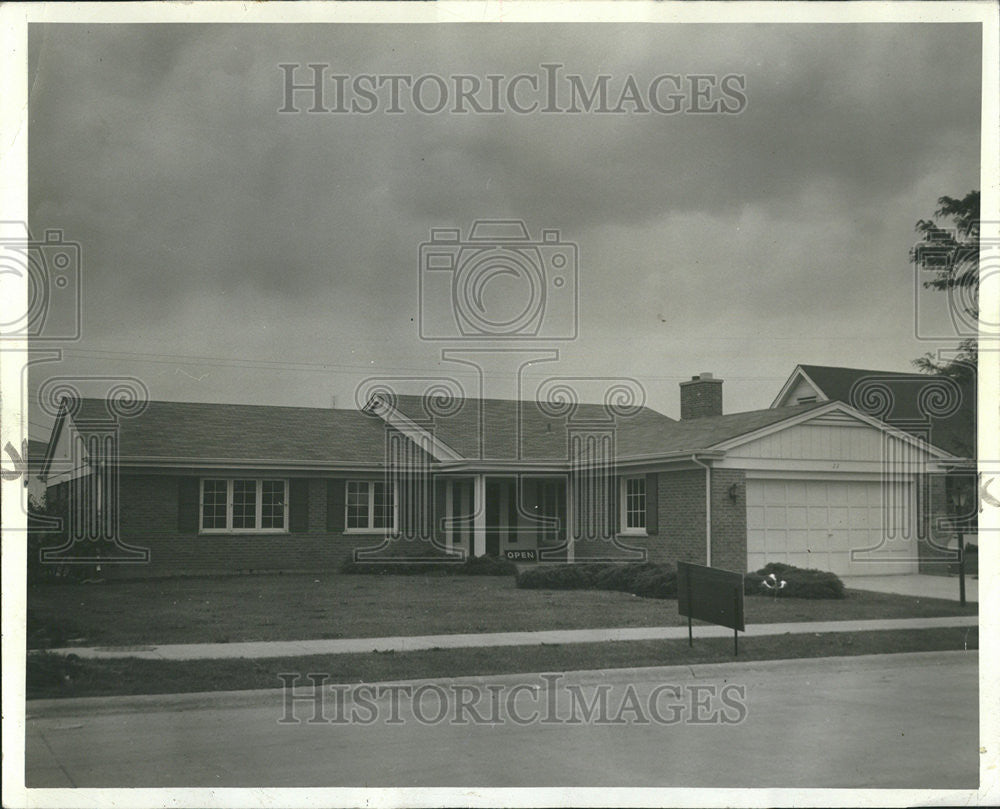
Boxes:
[677,561,745,656]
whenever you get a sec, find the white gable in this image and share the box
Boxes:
[782,377,825,406]
[44,414,94,486]
[771,366,827,408]
[714,404,954,475]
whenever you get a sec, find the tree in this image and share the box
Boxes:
[909,190,979,384]
[910,191,979,528]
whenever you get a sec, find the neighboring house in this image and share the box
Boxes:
[39,371,963,579]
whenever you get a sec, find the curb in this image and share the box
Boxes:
[25,649,977,719]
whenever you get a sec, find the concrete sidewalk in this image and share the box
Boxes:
[36,615,979,661]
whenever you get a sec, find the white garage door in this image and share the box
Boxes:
[746,479,918,576]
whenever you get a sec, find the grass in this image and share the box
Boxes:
[26,627,977,701]
[27,571,975,649]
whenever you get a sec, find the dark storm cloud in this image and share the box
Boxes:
[26,21,981,412]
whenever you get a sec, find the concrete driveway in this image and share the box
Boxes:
[841,573,978,603]
[25,650,978,789]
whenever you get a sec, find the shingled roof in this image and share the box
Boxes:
[50,390,945,471]
[793,365,975,457]
[57,398,392,466]
[386,394,826,462]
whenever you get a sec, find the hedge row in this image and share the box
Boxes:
[516,562,677,599]
[517,560,846,600]
[341,552,518,576]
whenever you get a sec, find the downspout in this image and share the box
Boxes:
[691,455,712,567]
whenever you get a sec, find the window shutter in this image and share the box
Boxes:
[610,475,621,536]
[557,483,567,543]
[327,479,345,532]
[288,479,309,533]
[434,480,447,543]
[178,477,200,533]
[645,473,659,535]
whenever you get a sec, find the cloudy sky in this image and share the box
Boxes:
[26,21,982,430]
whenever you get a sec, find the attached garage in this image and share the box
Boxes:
[746,477,918,576]
[712,405,956,577]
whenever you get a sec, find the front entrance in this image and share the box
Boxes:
[436,475,566,560]
[484,476,566,560]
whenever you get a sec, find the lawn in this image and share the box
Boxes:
[26,627,977,701]
[27,571,976,649]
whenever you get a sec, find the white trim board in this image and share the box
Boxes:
[710,400,960,461]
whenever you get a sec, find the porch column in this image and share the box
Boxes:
[565,476,575,563]
[444,479,454,552]
[473,473,487,557]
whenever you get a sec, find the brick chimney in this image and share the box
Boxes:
[680,372,723,419]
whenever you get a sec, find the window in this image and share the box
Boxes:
[622,476,646,533]
[200,479,288,533]
[346,480,396,532]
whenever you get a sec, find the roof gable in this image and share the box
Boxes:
[714,400,959,460]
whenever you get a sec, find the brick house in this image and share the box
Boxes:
[39,371,963,578]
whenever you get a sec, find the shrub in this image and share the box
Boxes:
[630,568,678,599]
[459,554,519,576]
[341,552,516,576]
[745,562,845,599]
[516,561,677,600]
[516,564,592,590]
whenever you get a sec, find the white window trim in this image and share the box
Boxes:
[619,475,648,536]
[344,479,399,534]
[199,478,290,534]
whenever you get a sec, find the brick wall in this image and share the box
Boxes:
[617,467,747,571]
[78,466,753,578]
[622,469,707,567]
[107,474,409,578]
[709,469,748,572]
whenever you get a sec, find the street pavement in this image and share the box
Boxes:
[25,650,979,789]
